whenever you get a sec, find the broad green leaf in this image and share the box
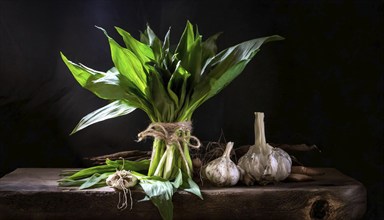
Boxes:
[191,35,284,110]
[62,52,153,116]
[145,25,163,63]
[201,35,284,77]
[61,53,127,100]
[61,52,99,87]
[181,177,203,200]
[63,164,116,180]
[58,178,87,187]
[175,21,195,61]
[71,100,136,134]
[59,173,111,189]
[186,36,202,86]
[199,59,251,104]
[147,70,175,122]
[167,61,190,109]
[139,30,149,45]
[139,179,174,220]
[175,21,202,83]
[178,91,208,121]
[171,169,183,189]
[201,32,222,64]
[96,26,148,96]
[115,26,155,67]
[105,159,150,172]
[79,173,111,189]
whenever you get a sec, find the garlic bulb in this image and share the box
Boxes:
[106,170,138,190]
[204,142,240,186]
[237,112,291,185]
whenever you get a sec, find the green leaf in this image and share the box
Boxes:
[178,91,208,121]
[147,70,175,122]
[175,21,202,84]
[96,26,149,97]
[167,61,191,109]
[105,159,150,172]
[61,53,127,100]
[190,35,284,111]
[162,27,171,53]
[71,100,136,134]
[139,30,149,45]
[79,173,111,189]
[171,169,183,189]
[201,32,222,63]
[62,52,153,117]
[145,25,163,63]
[58,178,87,187]
[187,36,202,86]
[62,164,116,180]
[115,26,155,67]
[175,21,195,61]
[181,177,203,200]
[139,178,174,220]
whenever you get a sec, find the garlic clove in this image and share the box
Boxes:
[237,165,255,186]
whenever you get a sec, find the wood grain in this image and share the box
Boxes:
[0,168,366,220]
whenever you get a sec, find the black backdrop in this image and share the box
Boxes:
[0,0,382,219]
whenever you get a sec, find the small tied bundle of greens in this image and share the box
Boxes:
[59,21,283,220]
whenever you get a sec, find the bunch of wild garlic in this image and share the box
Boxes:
[60,21,283,220]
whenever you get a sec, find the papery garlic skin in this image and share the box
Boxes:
[106,170,138,190]
[238,112,291,185]
[262,148,292,183]
[205,142,240,187]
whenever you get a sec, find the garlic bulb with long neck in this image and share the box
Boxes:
[204,142,240,186]
[237,112,291,185]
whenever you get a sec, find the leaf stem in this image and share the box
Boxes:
[148,139,165,176]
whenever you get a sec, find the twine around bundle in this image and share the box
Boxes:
[137,121,201,175]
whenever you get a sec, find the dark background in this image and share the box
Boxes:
[0,0,382,219]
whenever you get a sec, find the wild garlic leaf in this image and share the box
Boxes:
[61,53,127,100]
[201,32,222,64]
[139,30,149,45]
[187,36,203,86]
[147,71,175,122]
[175,21,194,62]
[61,52,100,87]
[167,61,191,109]
[175,21,202,85]
[139,179,174,220]
[162,27,171,54]
[63,164,116,180]
[71,100,136,134]
[145,25,163,63]
[96,26,149,96]
[191,35,284,110]
[58,178,87,187]
[105,158,150,172]
[180,174,203,200]
[115,26,155,67]
[79,173,111,189]
[171,169,183,189]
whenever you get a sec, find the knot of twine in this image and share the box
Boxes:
[137,121,201,175]
[106,160,137,211]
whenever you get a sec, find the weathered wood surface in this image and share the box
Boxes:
[0,168,366,220]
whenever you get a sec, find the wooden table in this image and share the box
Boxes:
[0,168,366,220]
